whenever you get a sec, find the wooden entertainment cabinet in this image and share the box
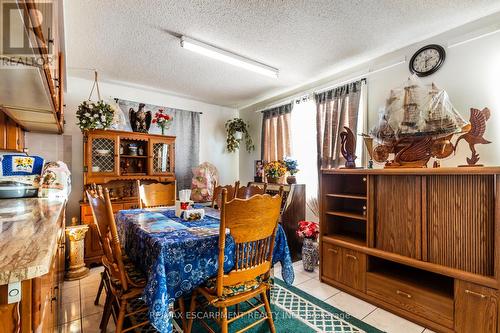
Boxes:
[320,167,500,333]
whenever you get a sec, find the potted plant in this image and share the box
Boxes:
[296,221,320,272]
[76,100,114,132]
[225,118,255,153]
[283,157,299,184]
[264,161,286,183]
[152,109,173,135]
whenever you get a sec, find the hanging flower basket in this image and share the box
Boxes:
[76,71,114,132]
[76,100,114,132]
[225,118,255,153]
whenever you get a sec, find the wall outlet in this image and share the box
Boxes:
[7,281,21,304]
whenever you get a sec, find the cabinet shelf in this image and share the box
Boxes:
[120,155,147,159]
[326,193,366,200]
[326,211,366,221]
[323,234,366,247]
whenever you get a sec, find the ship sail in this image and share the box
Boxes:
[370,76,469,141]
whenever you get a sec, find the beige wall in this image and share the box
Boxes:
[239,17,500,180]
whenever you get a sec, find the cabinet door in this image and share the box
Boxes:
[342,249,366,291]
[5,116,22,151]
[0,112,7,149]
[374,175,422,259]
[86,134,119,177]
[322,243,342,282]
[455,280,497,333]
[149,137,175,176]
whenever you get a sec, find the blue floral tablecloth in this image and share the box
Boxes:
[116,207,294,333]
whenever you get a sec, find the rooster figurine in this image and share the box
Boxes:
[340,126,357,168]
[455,107,491,166]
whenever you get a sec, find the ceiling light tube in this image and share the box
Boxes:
[180,36,279,78]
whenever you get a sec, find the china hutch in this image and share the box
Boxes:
[81,129,176,265]
[320,167,500,333]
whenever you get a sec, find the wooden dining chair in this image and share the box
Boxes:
[137,180,176,208]
[235,183,267,199]
[86,186,151,333]
[211,180,240,209]
[187,189,283,333]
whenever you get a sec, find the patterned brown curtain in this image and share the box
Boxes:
[261,104,292,161]
[315,79,364,169]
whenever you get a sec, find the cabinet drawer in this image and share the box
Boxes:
[322,243,342,282]
[366,272,453,328]
[455,280,497,333]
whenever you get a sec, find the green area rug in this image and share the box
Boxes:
[175,279,383,333]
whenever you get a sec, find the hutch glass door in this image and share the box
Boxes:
[88,134,119,176]
[149,138,174,175]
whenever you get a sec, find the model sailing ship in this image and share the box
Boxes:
[364,76,470,168]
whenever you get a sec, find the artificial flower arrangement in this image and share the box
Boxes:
[296,221,320,240]
[264,160,287,183]
[76,100,114,132]
[283,157,299,175]
[152,109,173,135]
[283,157,299,184]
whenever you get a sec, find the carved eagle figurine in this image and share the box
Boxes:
[340,126,357,168]
[129,103,152,133]
[455,107,491,165]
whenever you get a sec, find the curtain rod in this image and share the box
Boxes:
[113,98,203,114]
[254,58,406,113]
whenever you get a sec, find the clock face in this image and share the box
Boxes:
[409,44,445,77]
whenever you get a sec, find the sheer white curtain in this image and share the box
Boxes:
[291,99,318,221]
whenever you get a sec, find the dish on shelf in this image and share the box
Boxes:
[95,149,111,156]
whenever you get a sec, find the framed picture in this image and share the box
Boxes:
[254,160,265,182]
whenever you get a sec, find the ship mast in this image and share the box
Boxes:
[401,84,419,130]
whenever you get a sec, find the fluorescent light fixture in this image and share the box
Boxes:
[180,36,279,78]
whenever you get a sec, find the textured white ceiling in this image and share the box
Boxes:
[65,0,500,107]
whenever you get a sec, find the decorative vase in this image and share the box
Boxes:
[286,175,296,184]
[302,238,319,272]
[267,176,280,184]
[161,127,165,135]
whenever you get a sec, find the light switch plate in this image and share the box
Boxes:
[7,281,21,304]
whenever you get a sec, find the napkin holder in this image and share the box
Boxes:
[181,208,205,221]
[175,200,194,217]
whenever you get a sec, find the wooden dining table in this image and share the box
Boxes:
[116,206,295,333]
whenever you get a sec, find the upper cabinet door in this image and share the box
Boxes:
[148,137,175,176]
[86,133,119,177]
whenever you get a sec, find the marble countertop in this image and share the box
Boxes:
[0,198,66,285]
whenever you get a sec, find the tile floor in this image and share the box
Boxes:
[59,262,437,333]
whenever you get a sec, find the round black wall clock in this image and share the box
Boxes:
[409,44,446,77]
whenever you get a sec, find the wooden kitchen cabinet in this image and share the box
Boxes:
[0,111,25,152]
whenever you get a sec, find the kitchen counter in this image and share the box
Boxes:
[0,198,66,285]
